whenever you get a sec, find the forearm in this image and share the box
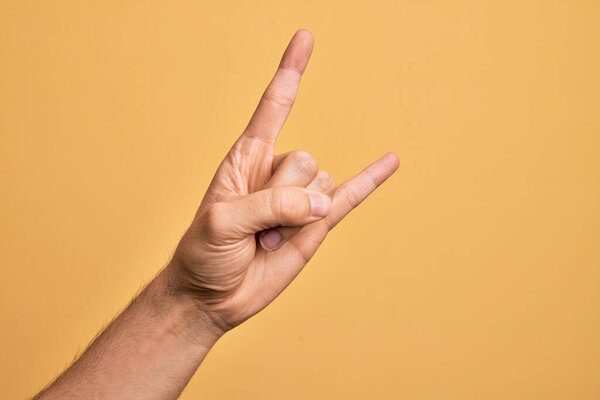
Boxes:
[35,264,224,400]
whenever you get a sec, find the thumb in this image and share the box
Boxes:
[217,186,331,239]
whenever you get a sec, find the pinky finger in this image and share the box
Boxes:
[326,152,399,229]
[288,152,399,261]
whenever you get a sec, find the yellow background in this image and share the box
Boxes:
[1,1,599,398]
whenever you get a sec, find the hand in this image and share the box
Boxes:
[167,29,399,333]
[32,29,398,400]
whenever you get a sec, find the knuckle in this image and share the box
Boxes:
[199,203,227,238]
[270,187,301,224]
[269,187,286,220]
[290,150,318,178]
[341,184,363,210]
[318,170,337,192]
[262,83,295,108]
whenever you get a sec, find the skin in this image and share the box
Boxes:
[34,29,399,399]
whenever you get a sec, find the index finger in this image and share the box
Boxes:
[242,29,314,145]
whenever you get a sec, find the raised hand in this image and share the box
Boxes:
[168,29,399,333]
[33,29,399,400]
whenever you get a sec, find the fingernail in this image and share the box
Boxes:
[260,229,282,250]
[310,193,331,217]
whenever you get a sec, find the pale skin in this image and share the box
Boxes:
[33,29,399,399]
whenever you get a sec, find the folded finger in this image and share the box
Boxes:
[259,170,336,251]
[265,150,318,189]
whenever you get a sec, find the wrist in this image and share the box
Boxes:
[151,264,227,349]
